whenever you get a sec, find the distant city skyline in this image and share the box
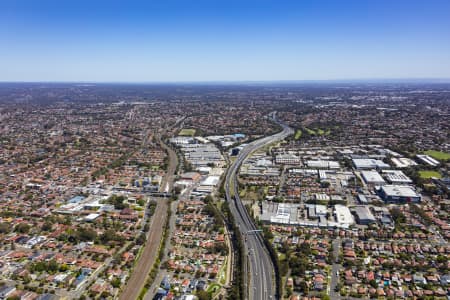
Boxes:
[1,0,450,82]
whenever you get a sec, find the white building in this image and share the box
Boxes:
[170,136,194,145]
[379,185,421,203]
[334,205,354,227]
[382,170,413,184]
[306,160,340,169]
[361,170,386,185]
[200,176,220,186]
[276,154,301,165]
[353,158,390,169]
[416,154,440,167]
[391,157,418,168]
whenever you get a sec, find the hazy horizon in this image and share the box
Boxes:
[2,78,450,85]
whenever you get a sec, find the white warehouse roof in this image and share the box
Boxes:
[381,185,420,198]
[200,176,220,186]
[334,205,354,226]
[353,158,390,169]
[361,170,386,184]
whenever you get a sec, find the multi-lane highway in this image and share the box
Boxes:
[225,113,293,300]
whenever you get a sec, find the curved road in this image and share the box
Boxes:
[225,113,293,300]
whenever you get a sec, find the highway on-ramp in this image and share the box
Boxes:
[225,113,293,300]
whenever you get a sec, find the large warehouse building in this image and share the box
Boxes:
[334,205,354,227]
[353,158,390,169]
[361,170,386,185]
[352,206,376,225]
[379,185,421,203]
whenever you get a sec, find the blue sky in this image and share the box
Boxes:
[1,0,450,82]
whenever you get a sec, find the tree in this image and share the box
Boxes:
[42,221,53,231]
[262,227,274,240]
[100,229,123,244]
[105,195,129,210]
[321,181,331,188]
[279,259,289,276]
[204,195,213,203]
[75,227,97,242]
[63,215,72,225]
[299,280,309,294]
[184,162,193,172]
[390,208,406,224]
[0,222,11,233]
[15,223,31,234]
[196,291,212,300]
[174,186,183,195]
[111,277,121,288]
[136,233,146,245]
[213,242,228,255]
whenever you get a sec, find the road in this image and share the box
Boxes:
[70,255,114,299]
[225,112,293,300]
[329,238,342,300]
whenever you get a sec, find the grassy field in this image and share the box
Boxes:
[305,127,316,135]
[304,127,331,136]
[178,128,196,136]
[418,170,442,179]
[242,187,259,201]
[207,283,221,294]
[218,256,228,285]
[424,150,450,161]
[294,129,302,140]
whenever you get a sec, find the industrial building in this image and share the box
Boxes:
[275,153,301,165]
[259,202,301,225]
[180,172,202,182]
[259,202,352,228]
[352,206,376,225]
[416,154,440,167]
[379,185,421,203]
[352,158,390,169]
[306,204,327,219]
[334,205,354,227]
[169,136,194,145]
[382,170,413,184]
[391,157,418,168]
[357,194,368,204]
[306,160,340,169]
[200,176,220,186]
[361,170,386,185]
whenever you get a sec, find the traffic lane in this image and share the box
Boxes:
[330,263,342,299]
[248,234,273,300]
[247,237,263,300]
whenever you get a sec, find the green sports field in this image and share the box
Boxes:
[424,150,450,161]
[178,128,196,136]
[418,170,442,179]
